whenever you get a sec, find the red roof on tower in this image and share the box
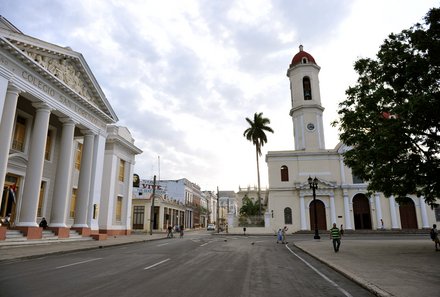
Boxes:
[290,45,316,67]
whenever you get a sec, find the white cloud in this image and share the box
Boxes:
[2,0,438,191]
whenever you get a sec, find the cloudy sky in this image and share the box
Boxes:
[2,0,438,191]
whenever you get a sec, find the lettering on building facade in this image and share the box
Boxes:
[1,52,106,129]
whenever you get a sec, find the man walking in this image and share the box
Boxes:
[430,224,439,251]
[281,226,288,244]
[167,225,173,238]
[330,223,341,252]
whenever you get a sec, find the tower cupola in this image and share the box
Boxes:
[290,45,316,67]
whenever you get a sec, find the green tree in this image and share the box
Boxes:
[333,8,440,206]
[243,112,274,215]
[239,195,260,216]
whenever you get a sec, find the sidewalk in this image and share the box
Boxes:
[293,235,440,297]
[1,232,439,297]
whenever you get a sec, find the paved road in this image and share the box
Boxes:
[0,233,373,297]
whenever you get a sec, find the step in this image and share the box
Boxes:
[42,230,58,240]
[69,230,82,239]
[5,230,26,241]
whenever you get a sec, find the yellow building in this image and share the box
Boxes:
[266,46,438,232]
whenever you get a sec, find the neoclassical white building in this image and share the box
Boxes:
[0,16,141,240]
[266,46,439,232]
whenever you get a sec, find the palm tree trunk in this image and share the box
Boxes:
[255,145,261,216]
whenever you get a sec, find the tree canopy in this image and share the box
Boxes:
[333,7,440,206]
[243,112,274,156]
[239,195,261,216]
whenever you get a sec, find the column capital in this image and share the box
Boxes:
[32,102,52,111]
[6,84,21,95]
[80,129,95,137]
[59,117,78,126]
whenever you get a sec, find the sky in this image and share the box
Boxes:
[2,0,438,192]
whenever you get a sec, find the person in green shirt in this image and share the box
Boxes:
[330,223,341,252]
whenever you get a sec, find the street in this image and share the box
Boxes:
[0,232,374,297]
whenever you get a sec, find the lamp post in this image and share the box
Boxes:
[149,175,157,235]
[216,187,220,234]
[308,176,320,239]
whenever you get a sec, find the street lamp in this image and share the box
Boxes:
[308,176,320,239]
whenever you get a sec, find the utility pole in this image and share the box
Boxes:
[217,186,220,233]
[149,175,156,235]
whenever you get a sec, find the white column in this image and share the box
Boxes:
[264,211,271,228]
[419,196,430,229]
[300,194,307,230]
[17,103,52,226]
[339,156,346,184]
[158,204,164,230]
[87,133,106,230]
[49,118,76,227]
[0,85,20,200]
[343,191,352,229]
[125,161,135,230]
[0,77,9,123]
[73,131,95,227]
[389,195,399,229]
[374,193,383,229]
[329,193,336,225]
[99,153,117,229]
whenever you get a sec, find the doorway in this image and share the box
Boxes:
[353,194,372,229]
[398,197,418,229]
[1,174,20,224]
[309,200,326,230]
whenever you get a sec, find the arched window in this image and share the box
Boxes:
[302,57,308,64]
[281,165,289,182]
[284,207,292,224]
[303,77,312,100]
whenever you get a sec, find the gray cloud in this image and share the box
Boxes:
[2,0,435,190]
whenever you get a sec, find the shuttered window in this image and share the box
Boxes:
[12,116,26,151]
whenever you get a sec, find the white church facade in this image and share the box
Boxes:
[0,17,141,240]
[266,46,439,233]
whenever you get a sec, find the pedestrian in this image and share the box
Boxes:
[2,213,11,228]
[430,224,439,251]
[39,217,48,229]
[179,225,184,238]
[330,223,341,252]
[340,224,344,236]
[276,229,282,243]
[167,225,173,238]
[281,226,288,244]
[380,218,384,230]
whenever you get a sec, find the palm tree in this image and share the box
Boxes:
[243,112,274,216]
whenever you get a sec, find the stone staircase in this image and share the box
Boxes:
[5,229,26,241]
[1,228,93,245]
[69,229,83,239]
[42,229,58,240]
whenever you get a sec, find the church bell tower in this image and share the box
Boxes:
[287,45,325,151]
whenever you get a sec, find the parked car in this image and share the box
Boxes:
[207,224,215,231]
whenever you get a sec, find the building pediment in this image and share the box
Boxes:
[0,20,118,123]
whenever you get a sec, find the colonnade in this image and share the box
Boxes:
[298,190,430,231]
[0,83,101,239]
